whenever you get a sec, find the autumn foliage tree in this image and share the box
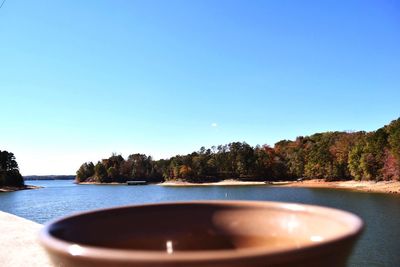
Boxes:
[382,150,400,181]
[0,150,24,187]
[75,117,400,183]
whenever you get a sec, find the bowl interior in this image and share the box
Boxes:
[46,202,361,253]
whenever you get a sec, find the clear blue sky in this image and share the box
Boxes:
[1,0,399,175]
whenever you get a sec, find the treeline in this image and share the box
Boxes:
[0,150,25,187]
[24,175,75,180]
[76,117,400,183]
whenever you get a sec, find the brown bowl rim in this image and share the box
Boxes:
[39,200,363,263]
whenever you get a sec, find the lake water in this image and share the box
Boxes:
[1,180,399,266]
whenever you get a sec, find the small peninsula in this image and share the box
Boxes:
[76,117,400,192]
[0,150,38,192]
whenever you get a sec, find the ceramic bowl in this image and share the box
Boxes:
[39,201,363,267]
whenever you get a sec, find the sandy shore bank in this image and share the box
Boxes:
[278,179,400,194]
[79,182,125,185]
[0,185,42,193]
[80,179,400,194]
[80,180,268,186]
[159,180,268,186]
[159,179,400,194]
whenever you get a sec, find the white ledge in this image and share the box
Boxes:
[0,211,53,266]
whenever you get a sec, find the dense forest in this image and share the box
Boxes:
[76,118,400,184]
[0,150,25,187]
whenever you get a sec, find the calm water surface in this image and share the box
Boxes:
[1,180,399,266]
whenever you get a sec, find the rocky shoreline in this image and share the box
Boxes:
[159,179,400,194]
[278,179,400,194]
[159,179,267,186]
[77,179,400,194]
[0,185,42,193]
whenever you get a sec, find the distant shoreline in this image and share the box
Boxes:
[0,185,42,193]
[79,182,127,185]
[159,179,268,186]
[78,180,269,186]
[78,179,400,194]
[23,175,75,181]
[159,179,400,194]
